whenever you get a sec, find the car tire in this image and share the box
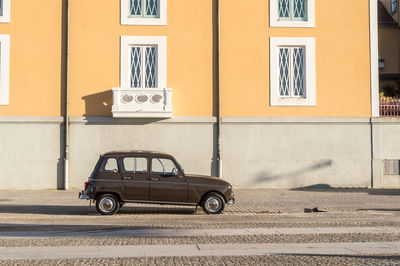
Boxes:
[96,194,120,215]
[201,193,225,214]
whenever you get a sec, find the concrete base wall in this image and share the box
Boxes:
[372,117,400,188]
[2,116,400,189]
[222,117,372,188]
[0,117,64,190]
[68,117,217,189]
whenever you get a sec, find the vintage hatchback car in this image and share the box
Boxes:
[79,151,235,215]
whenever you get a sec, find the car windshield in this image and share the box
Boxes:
[176,161,184,174]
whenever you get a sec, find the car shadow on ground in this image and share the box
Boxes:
[291,184,400,196]
[0,224,175,238]
[357,208,400,212]
[0,205,198,216]
[282,254,400,261]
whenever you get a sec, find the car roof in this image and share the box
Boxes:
[102,150,173,157]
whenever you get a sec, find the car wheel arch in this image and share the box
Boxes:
[95,192,123,204]
[198,190,226,205]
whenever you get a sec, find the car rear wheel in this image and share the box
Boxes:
[202,193,225,214]
[96,194,120,215]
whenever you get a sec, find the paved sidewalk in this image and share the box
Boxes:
[0,188,400,214]
[1,189,400,264]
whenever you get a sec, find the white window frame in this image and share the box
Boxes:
[270,0,315,28]
[270,37,316,106]
[121,0,167,25]
[0,35,10,105]
[120,36,167,89]
[0,0,10,23]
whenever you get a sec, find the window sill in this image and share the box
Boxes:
[121,17,167,26]
[270,97,316,107]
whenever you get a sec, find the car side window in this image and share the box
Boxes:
[151,158,178,175]
[122,157,147,174]
[101,158,118,173]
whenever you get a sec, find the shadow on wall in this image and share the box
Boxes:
[254,160,333,185]
[82,90,113,117]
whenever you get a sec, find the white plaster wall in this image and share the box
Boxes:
[68,117,217,189]
[221,117,373,188]
[372,117,400,188]
[3,116,400,190]
[0,117,63,190]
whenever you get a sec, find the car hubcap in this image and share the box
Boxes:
[100,197,114,212]
[206,197,220,212]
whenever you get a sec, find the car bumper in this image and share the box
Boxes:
[78,191,89,200]
[227,190,235,205]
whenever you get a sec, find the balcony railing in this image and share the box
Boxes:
[112,88,172,118]
[380,97,400,117]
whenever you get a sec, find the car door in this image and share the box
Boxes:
[149,157,188,203]
[120,156,149,201]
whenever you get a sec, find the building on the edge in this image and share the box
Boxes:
[378,0,400,93]
[1,0,398,189]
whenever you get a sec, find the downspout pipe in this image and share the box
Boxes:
[63,0,70,190]
[217,0,222,178]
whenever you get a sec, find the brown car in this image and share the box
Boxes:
[79,151,235,215]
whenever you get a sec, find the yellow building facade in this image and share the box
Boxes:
[2,0,399,190]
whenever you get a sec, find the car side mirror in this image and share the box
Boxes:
[113,169,118,173]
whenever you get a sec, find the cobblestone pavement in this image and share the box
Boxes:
[1,189,400,264]
[2,255,400,266]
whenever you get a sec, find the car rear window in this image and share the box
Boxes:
[100,158,118,173]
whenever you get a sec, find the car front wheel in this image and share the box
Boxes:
[96,194,120,215]
[202,193,225,214]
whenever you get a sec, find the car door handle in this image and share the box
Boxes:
[123,176,132,180]
[150,178,160,181]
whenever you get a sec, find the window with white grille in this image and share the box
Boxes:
[270,0,314,27]
[0,0,10,23]
[121,36,167,89]
[270,37,316,106]
[278,47,305,98]
[121,0,166,25]
[130,46,158,88]
[130,0,159,18]
[278,0,307,21]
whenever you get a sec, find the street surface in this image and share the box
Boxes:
[0,189,400,264]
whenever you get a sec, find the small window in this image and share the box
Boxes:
[121,36,167,89]
[130,0,160,18]
[0,0,9,23]
[121,0,166,25]
[130,46,158,88]
[278,0,307,21]
[278,47,305,98]
[270,0,314,27]
[270,37,316,106]
[151,158,178,175]
[101,158,119,173]
[123,157,148,173]
[379,55,385,69]
[391,0,398,14]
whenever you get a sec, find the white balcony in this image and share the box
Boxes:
[112,88,172,118]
